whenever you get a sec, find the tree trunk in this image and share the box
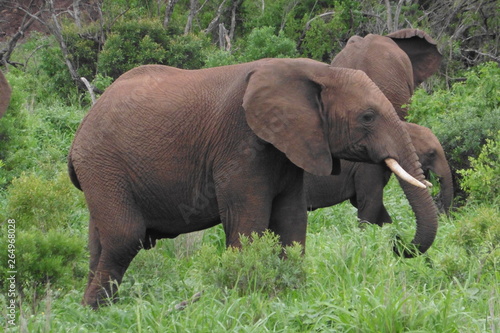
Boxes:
[163,0,179,29]
[204,0,228,34]
[73,0,82,29]
[229,0,243,40]
[184,0,198,35]
[384,0,393,32]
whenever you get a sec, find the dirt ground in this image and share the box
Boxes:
[0,0,86,42]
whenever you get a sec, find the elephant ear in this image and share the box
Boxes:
[386,29,442,87]
[346,35,363,45]
[242,59,335,176]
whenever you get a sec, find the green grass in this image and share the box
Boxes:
[2,181,498,332]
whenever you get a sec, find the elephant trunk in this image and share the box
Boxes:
[392,128,439,258]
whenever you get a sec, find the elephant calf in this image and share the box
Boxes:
[305,122,453,225]
[68,58,437,308]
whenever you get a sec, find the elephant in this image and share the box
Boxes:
[302,29,450,225]
[0,69,11,117]
[305,122,453,226]
[68,58,437,308]
[331,29,442,120]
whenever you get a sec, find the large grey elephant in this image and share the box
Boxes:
[0,70,11,117]
[305,122,453,225]
[332,29,442,120]
[68,58,437,308]
[303,29,449,224]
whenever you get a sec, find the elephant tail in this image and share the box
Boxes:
[68,155,82,191]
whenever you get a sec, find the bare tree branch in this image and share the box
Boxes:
[1,9,41,67]
[184,0,198,35]
[464,49,500,62]
[229,0,243,40]
[297,11,335,49]
[384,0,392,32]
[163,0,179,29]
[81,77,96,104]
[72,0,82,29]
[204,0,228,35]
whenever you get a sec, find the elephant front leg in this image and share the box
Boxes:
[218,196,274,248]
[354,165,393,226]
[268,181,308,248]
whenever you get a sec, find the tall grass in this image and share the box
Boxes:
[4,187,498,332]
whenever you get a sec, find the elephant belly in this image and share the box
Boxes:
[132,176,222,236]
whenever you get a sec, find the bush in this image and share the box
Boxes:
[408,62,500,202]
[204,26,298,68]
[0,96,85,185]
[446,205,500,275]
[237,26,298,62]
[165,33,213,69]
[3,171,87,233]
[0,228,87,301]
[98,19,171,79]
[197,231,305,296]
[458,131,500,203]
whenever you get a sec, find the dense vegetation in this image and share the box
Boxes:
[0,0,498,331]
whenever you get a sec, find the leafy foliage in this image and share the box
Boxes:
[97,19,171,79]
[0,228,87,302]
[4,171,87,232]
[197,231,305,295]
[408,62,500,201]
[458,131,500,203]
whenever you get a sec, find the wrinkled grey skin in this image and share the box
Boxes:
[68,58,437,308]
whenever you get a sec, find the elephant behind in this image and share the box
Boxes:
[331,29,442,120]
[303,29,451,224]
[69,58,437,308]
[305,122,453,225]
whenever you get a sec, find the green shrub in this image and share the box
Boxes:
[204,49,239,68]
[197,231,305,295]
[298,1,363,62]
[0,98,85,185]
[408,62,500,202]
[4,171,87,232]
[458,131,500,203]
[63,23,101,81]
[0,228,87,300]
[98,19,171,79]
[448,205,500,272]
[237,26,298,62]
[165,33,213,69]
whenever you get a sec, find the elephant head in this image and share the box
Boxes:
[332,29,442,120]
[242,59,438,256]
[407,123,453,214]
[0,70,11,118]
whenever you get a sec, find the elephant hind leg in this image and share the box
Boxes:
[83,208,147,309]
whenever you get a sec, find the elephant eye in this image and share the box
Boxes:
[360,110,376,124]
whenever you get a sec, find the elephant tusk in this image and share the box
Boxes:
[423,180,433,188]
[385,158,427,189]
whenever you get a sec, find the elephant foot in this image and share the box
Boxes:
[358,220,371,229]
[83,278,120,309]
